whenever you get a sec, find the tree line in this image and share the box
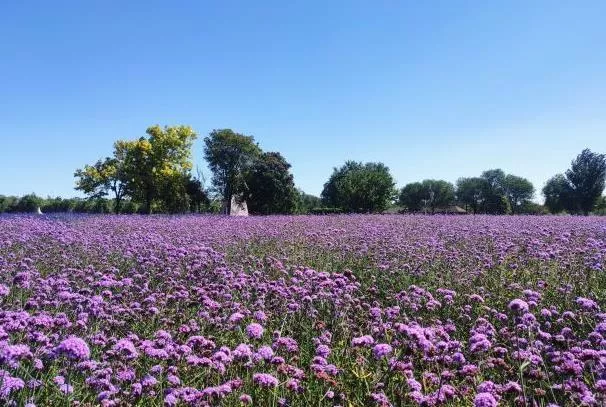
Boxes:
[1,125,604,215]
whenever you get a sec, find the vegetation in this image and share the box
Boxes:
[542,149,606,214]
[4,130,606,216]
[321,161,395,213]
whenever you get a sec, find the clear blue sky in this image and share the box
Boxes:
[1,1,605,200]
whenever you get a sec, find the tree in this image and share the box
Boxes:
[321,161,395,213]
[565,149,606,215]
[420,179,455,213]
[75,156,128,213]
[398,182,425,213]
[203,129,261,214]
[481,169,506,195]
[244,152,297,215]
[456,177,488,214]
[119,125,197,214]
[542,174,574,214]
[185,175,210,213]
[295,190,321,214]
[503,174,534,214]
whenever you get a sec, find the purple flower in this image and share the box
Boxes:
[372,344,393,359]
[371,391,392,406]
[508,299,529,313]
[253,373,279,388]
[474,392,498,407]
[54,337,90,360]
[352,335,375,347]
[256,345,274,361]
[113,338,139,360]
[246,323,264,339]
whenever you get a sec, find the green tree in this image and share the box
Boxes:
[321,161,395,213]
[244,152,297,215]
[542,174,573,214]
[456,177,488,214]
[185,175,210,213]
[503,174,535,214]
[294,190,321,214]
[565,149,606,215]
[479,169,510,214]
[398,182,425,213]
[203,129,262,214]
[481,169,507,195]
[420,179,455,213]
[75,156,128,213]
[119,125,197,214]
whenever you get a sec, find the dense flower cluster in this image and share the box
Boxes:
[0,214,604,406]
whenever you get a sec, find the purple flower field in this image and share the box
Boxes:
[1,214,605,406]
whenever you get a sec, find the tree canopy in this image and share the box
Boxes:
[203,129,261,214]
[321,161,395,213]
[566,149,606,214]
[244,152,297,215]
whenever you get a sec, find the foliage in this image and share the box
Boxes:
[75,156,129,213]
[503,174,535,214]
[565,149,606,214]
[294,190,321,214]
[185,176,210,213]
[321,161,395,213]
[420,179,455,213]
[398,182,425,213]
[456,170,533,215]
[120,125,198,214]
[244,152,297,215]
[455,177,488,214]
[542,174,574,214]
[203,129,262,214]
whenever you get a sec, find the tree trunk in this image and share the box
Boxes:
[114,197,122,214]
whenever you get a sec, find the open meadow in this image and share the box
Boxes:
[1,214,605,406]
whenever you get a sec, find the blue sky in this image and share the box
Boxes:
[1,1,605,200]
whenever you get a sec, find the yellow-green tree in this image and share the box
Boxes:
[120,125,197,213]
[74,156,128,213]
[76,125,197,214]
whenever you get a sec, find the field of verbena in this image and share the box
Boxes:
[0,215,605,406]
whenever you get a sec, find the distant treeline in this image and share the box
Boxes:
[0,191,322,215]
[3,124,605,216]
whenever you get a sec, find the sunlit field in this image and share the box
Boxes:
[1,214,605,406]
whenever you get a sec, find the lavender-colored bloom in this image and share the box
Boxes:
[246,323,264,339]
[371,391,393,406]
[474,392,498,407]
[1,374,25,397]
[352,335,375,347]
[54,337,90,360]
[113,338,139,360]
[239,394,253,404]
[256,345,274,361]
[373,343,393,359]
[253,373,279,388]
[508,299,529,313]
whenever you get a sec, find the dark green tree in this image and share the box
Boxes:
[503,174,535,214]
[185,176,210,213]
[565,149,606,215]
[203,129,262,214]
[420,179,455,213]
[321,161,395,213]
[294,190,321,214]
[398,182,425,213]
[542,174,574,214]
[244,152,297,215]
[456,177,488,214]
